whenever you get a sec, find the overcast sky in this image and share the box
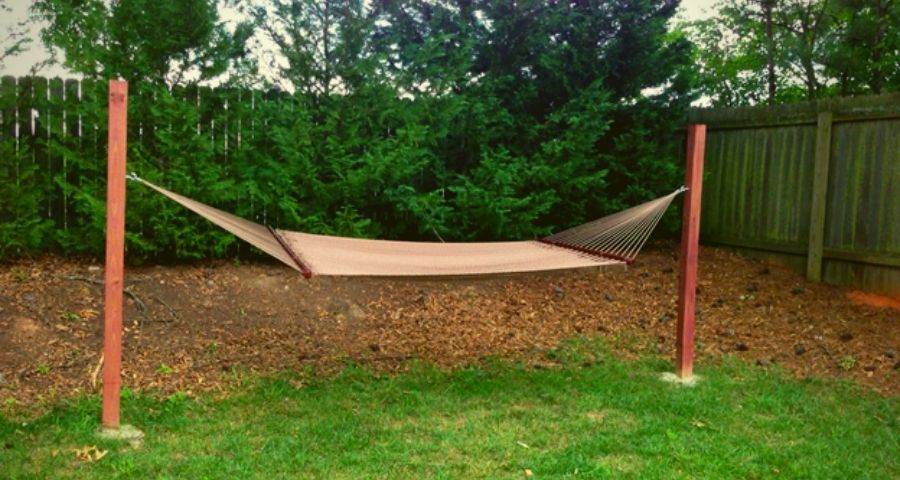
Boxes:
[1,0,718,79]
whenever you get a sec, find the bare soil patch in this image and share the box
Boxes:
[1,244,897,407]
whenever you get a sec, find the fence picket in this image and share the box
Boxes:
[690,93,900,294]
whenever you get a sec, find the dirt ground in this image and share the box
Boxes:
[1,244,898,408]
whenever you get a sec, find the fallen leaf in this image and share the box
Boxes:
[524,469,533,478]
[73,446,92,461]
[691,419,706,428]
[72,445,108,462]
[517,441,530,449]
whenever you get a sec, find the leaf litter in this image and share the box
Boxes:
[0,244,897,411]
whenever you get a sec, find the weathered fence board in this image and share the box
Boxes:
[691,93,900,295]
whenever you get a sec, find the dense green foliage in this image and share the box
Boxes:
[1,0,693,260]
[684,0,900,107]
[2,346,898,478]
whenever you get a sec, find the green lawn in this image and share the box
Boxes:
[2,341,898,479]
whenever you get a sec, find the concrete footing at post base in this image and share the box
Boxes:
[659,372,702,387]
[98,424,144,446]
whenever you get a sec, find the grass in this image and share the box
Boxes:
[1,341,897,479]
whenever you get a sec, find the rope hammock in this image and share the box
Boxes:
[129,175,682,278]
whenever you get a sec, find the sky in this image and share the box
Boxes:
[0,0,719,79]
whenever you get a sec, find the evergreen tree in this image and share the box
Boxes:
[2,0,696,259]
[32,0,252,85]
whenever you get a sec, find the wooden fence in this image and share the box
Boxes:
[689,94,900,295]
[0,75,282,233]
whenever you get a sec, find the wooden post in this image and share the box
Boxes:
[807,112,832,282]
[676,124,706,379]
[102,80,128,430]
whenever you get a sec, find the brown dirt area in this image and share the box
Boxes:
[1,244,898,408]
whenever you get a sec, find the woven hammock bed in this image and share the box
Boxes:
[129,175,683,278]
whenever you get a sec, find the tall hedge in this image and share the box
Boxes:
[1,0,694,261]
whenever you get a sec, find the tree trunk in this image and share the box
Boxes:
[868,0,887,94]
[804,57,818,100]
[763,0,776,105]
[323,1,331,96]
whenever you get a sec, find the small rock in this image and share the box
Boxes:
[659,312,674,323]
[756,358,773,367]
[790,287,804,295]
[720,328,736,337]
[553,285,565,300]
[604,293,615,302]
[735,342,749,352]
[347,302,367,321]
[206,280,214,287]
[794,344,807,356]
[839,332,853,342]
[459,285,479,299]
[88,265,101,272]
[883,350,896,359]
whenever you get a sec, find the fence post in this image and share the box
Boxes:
[676,124,706,379]
[807,112,832,282]
[102,80,128,430]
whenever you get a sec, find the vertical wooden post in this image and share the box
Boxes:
[676,124,706,379]
[102,80,128,430]
[807,112,832,282]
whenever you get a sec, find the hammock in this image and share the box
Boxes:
[128,175,682,278]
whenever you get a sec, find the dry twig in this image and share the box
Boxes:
[57,274,148,315]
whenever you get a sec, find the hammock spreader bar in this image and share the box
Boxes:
[266,225,313,279]
[128,174,682,278]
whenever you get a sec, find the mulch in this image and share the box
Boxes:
[1,244,898,410]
